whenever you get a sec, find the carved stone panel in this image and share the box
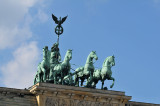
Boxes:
[45,97,70,106]
[45,97,118,106]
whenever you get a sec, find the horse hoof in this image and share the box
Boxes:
[103,87,108,90]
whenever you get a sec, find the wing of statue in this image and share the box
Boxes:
[52,14,59,24]
[61,15,68,24]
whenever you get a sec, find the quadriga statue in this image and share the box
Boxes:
[91,56,115,89]
[52,49,72,85]
[49,43,61,81]
[74,51,98,87]
[34,46,50,84]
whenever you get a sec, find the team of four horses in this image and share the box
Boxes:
[34,43,115,90]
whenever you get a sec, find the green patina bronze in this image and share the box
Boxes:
[74,51,98,87]
[52,14,67,44]
[34,46,50,84]
[49,43,61,81]
[91,56,115,89]
[52,49,72,85]
[34,14,116,90]
[34,46,116,89]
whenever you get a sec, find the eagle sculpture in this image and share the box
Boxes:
[52,14,68,28]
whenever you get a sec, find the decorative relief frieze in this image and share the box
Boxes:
[46,97,70,106]
[30,83,131,106]
[45,97,117,106]
[45,97,58,106]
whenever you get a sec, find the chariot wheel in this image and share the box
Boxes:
[55,26,63,35]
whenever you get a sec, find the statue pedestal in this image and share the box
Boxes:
[29,83,131,106]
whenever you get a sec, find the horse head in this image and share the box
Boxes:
[43,46,49,60]
[90,51,98,60]
[110,55,115,66]
[103,55,115,67]
[64,49,72,61]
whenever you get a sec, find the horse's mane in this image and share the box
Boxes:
[64,49,72,59]
[103,56,111,66]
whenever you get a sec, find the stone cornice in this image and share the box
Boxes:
[0,87,33,96]
[29,83,132,104]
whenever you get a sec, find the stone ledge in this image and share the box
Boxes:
[0,87,38,106]
[29,83,127,96]
[0,87,32,96]
[29,83,132,106]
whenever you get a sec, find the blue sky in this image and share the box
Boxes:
[0,0,160,104]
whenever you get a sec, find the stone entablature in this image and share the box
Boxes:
[0,84,159,106]
[0,87,37,106]
[29,83,132,106]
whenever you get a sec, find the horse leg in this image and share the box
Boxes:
[77,77,79,87]
[37,73,40,83]
[39,73,42,82]
[61,72,63,85]
[54,72,57,84]
[41,68,46,82]
[74,74,80,87]
[101,80,104,90]
[86,77,92,87]
[44,73,46,82]
[46,69,49,81]
[93,80,98,89]
[74,75,77,86]
[49,69,54,81]
[89,71,93,82]
[101,75,105,89]
[91,81,95,88]
[109,77,115,88]
[81,78,84,86]
[77,78,79,87]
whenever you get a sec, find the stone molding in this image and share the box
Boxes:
[29,83,132,106]
[0,85,159,106]
[0,87,37,106]
[0,87,33,96]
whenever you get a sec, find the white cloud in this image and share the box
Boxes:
[0,0,50,89]
[0,0,37,27]
[0,23,32,49]
[0,0,37,49]
[37,9,48,23]
[1,41,40,89]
